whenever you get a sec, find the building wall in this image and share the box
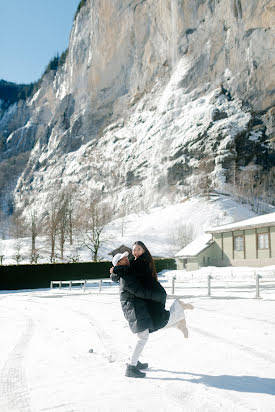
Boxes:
[223,232,234,260]
[176,258,185,270]
[186,260,200,271]
[177,243,217,271]
[245,229,256,259]
[176,226,275,271]
[211,225,275,267]
[176,257,200,271]
[198,243,217,266]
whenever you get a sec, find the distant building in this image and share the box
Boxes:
[175,213,275,271]
[175,234,213,271]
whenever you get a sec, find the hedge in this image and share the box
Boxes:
[0,261,111,291]
[0,258,176,291]
[154,258,177,273]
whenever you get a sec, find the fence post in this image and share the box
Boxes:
[207,274,212,296]
[69,281,72,291]
[255,274,262,299]
[50,281,53,289]
[99,279,102,292]
[59,281,61,290]
[171,276,176,294]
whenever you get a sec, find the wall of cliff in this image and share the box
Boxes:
[0,0,274,217]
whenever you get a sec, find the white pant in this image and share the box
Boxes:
[129,300,185,366]
[165,299,185,328]
[129,329,149,366]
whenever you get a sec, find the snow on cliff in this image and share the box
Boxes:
[0,0,273,221]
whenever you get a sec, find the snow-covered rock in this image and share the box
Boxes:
[0,0,273,217]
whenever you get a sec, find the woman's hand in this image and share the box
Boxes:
[110,267,114,274]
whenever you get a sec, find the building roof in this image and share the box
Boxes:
[206,212,275,234]
[175,233,213,258]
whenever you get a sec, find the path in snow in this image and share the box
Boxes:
[0,313,34,412]
[0,289,274,412]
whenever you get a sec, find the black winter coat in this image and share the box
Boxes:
[130,256,170,332]
[111,264,167,334]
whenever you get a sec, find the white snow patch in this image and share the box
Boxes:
[0,271,274,412]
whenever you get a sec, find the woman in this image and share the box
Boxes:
[110,251,166,378]
[131,241,193,335]
[110,241,193,378]
[131,241,170,332]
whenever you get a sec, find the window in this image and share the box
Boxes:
[258,233,269,250]
[234,235,244,251]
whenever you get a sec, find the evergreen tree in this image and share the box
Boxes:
[0,48,67,107]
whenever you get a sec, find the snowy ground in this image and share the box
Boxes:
[1,272,275,412]
[1,197,274,411]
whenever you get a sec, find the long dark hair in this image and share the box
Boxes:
[133,240,158,280]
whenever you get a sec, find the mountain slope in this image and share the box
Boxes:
[0,0,274,218]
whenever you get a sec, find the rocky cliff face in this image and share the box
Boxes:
[0,0,274,217]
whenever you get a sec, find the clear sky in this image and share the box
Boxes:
[0,0,80,84]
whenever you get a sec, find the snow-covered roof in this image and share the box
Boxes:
[175,233,213,258]
[206,212,275,234]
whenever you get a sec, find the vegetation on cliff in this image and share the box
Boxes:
[0,49,68,107]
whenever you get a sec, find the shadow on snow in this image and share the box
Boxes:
[147,370,275,395]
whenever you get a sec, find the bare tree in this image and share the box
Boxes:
[12,241,24,265]
[45,199,60,263]
[77,199,112,262]
[57,187,79,259]
[67,249,81,263]
[67,190,75,246]
[44,187,79,262]
[29,248,40,264]
[58,185,78,251]
[26,210,40,255]
[57,194,69,260]
[168,223,196,253]
[8,213,26,264]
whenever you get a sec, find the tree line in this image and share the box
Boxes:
[0,49,68,106]
[0,187,112,265]
[74,0,87,20]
